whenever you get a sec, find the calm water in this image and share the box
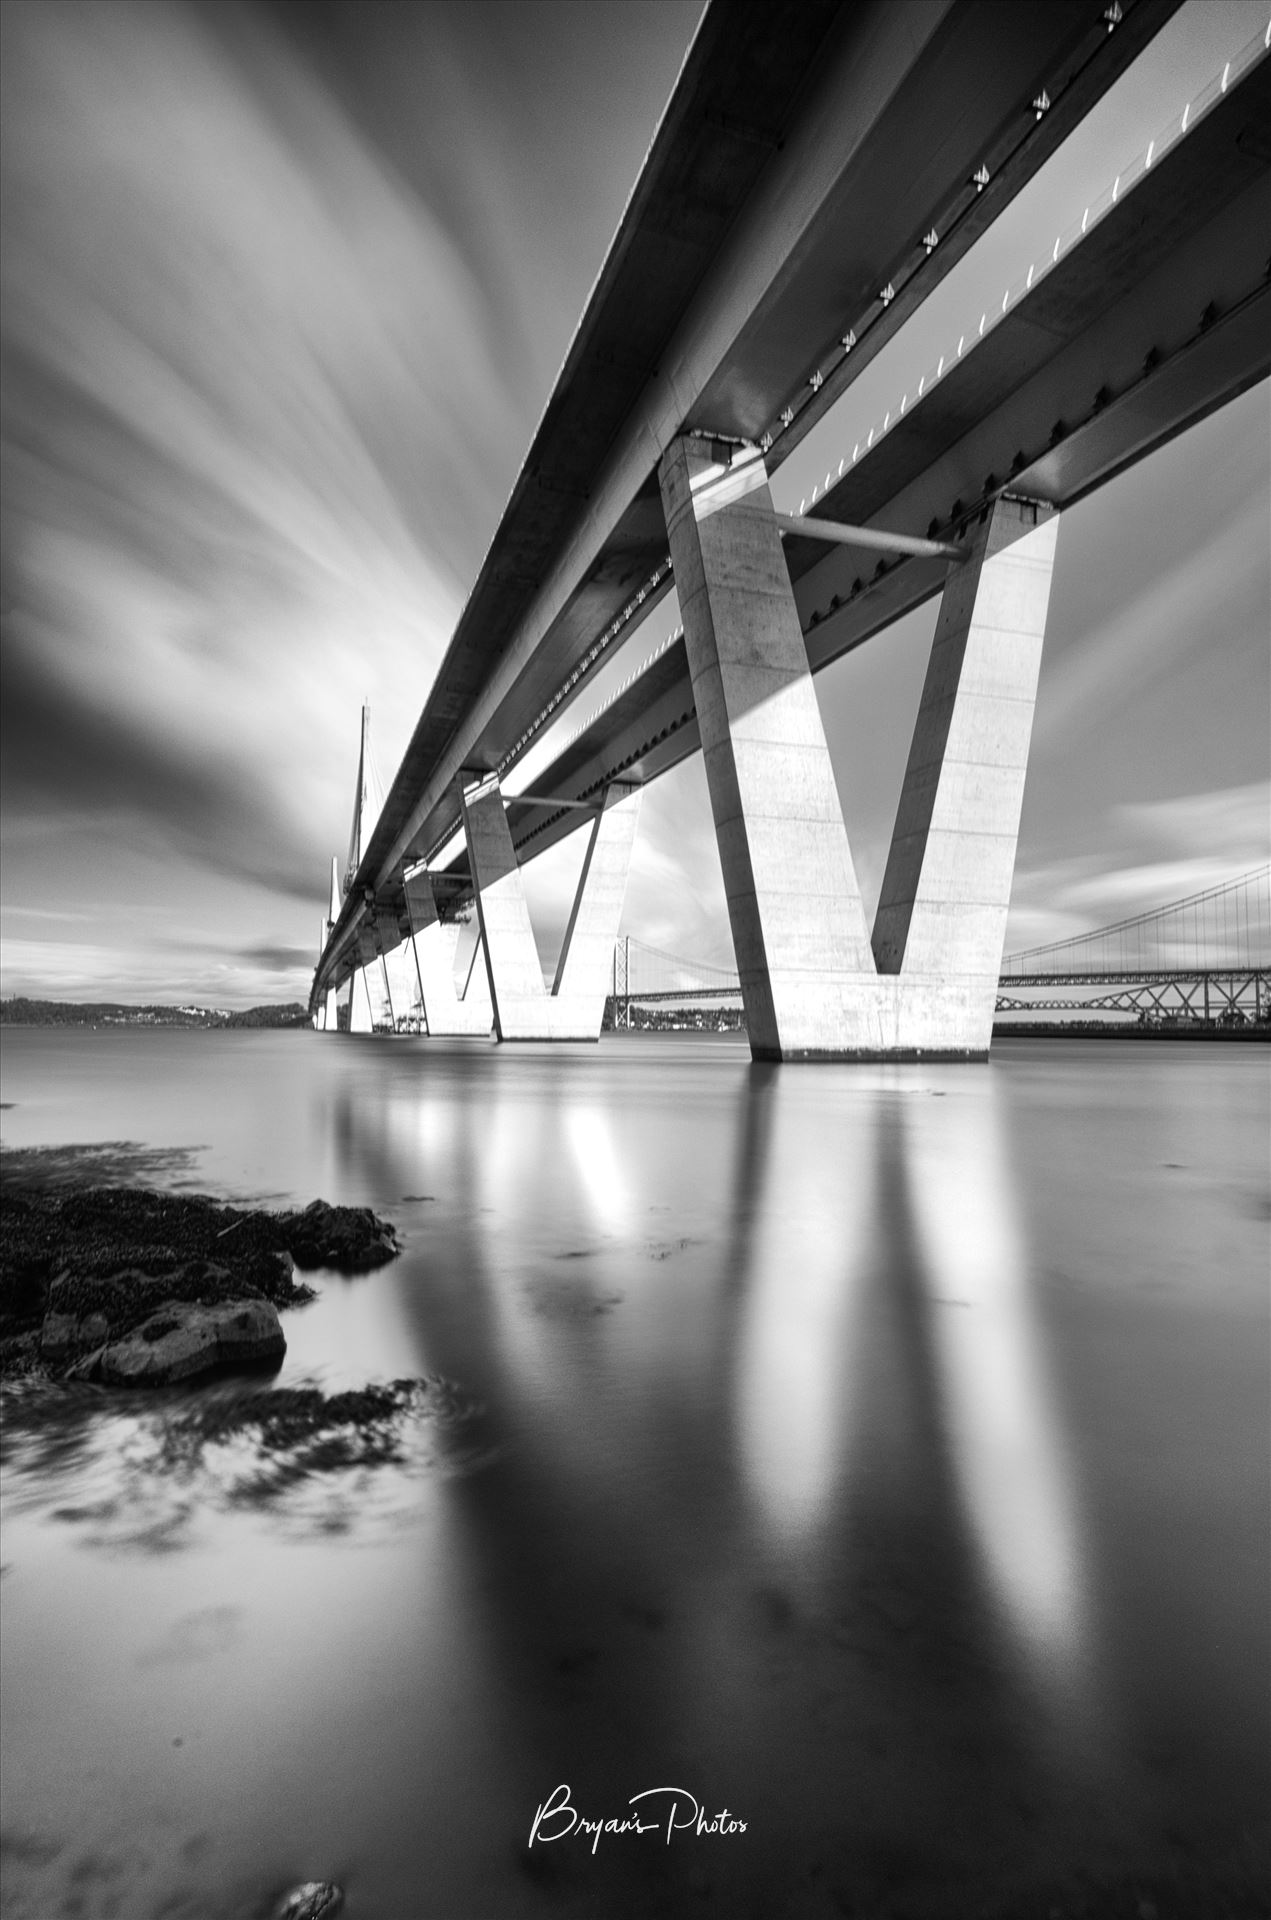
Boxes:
[1,1029,1267,1920]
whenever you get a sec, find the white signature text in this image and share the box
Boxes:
[529,1783,747,1854]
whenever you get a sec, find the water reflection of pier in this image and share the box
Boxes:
[327,1052,1113,1913]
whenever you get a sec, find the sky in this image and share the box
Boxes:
[1,0,1267,1007]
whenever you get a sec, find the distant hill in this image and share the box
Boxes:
[0,998,311,1029]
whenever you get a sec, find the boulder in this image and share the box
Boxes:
[96,1298,285,1386]
[281,1199,398,1271]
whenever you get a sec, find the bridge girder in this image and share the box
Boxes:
[473,56,1271,891]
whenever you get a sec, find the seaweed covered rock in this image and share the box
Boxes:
[276,1198,399,1272]
[0,1177,399,1381]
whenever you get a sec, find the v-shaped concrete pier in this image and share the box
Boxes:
[461,776,642,1041]
[660,437,1058,1059]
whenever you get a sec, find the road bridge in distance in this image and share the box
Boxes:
[599,868,1271,1030]
[312,0,1271,1059]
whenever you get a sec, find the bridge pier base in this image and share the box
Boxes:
[318,863,343,1033]
[347,963,375,1034]
[461,773,641,1041]
[348,925,394,1032]
[403,868,492,1035]
[658,436,1058,1059]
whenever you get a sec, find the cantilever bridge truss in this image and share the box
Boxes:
[609,867,1271,1026]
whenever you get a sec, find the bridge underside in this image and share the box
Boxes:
[311,4,1270,1060]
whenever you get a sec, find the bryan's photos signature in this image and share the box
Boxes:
[530,1784,747,1854]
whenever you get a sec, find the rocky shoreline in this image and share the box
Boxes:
[0,1181,399,1385]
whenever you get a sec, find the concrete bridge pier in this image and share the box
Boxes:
[315,918,342,1032]
[460,774,642,1041]
[317,858,343,1032]
[347,923,394,1032]
[658,436,1058,1059]
[403,867,492,1035]
[346,953,375,1034]
[873,494,1059,1053]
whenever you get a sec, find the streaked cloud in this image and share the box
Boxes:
[1033,439,1268,755]
[0,0,699,1000]
[0,0,500,887]
[1006,781,1270,953]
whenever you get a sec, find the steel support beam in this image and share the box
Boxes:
[774,510,967,560]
